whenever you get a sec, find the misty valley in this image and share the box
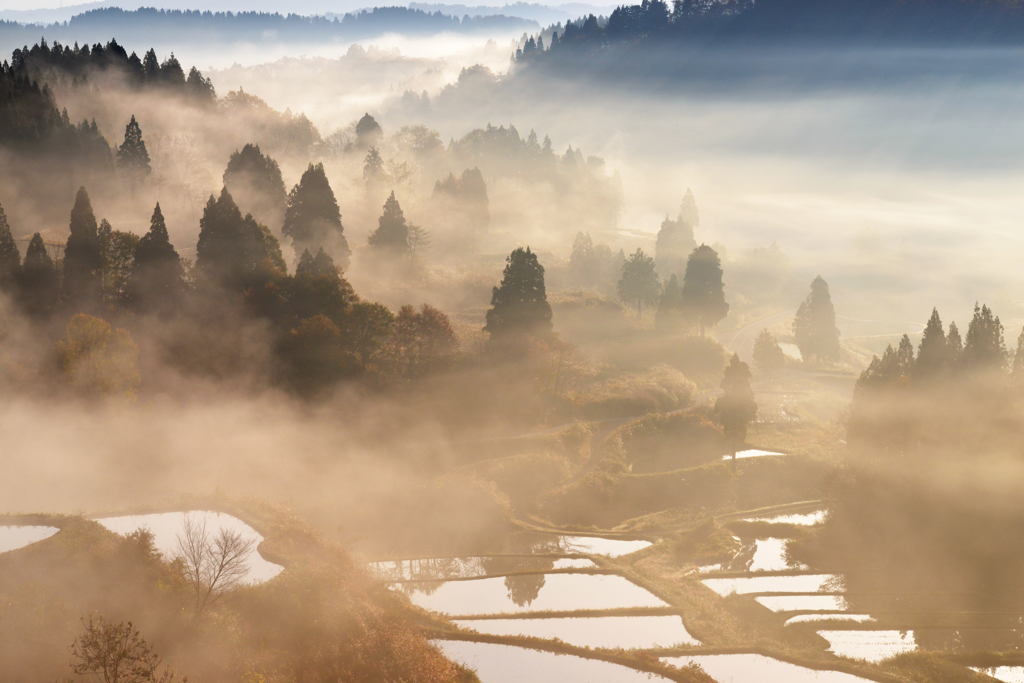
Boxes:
[4,0,1024,682]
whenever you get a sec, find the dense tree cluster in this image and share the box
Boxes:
[9,39,215,101]
[654,189,698,280]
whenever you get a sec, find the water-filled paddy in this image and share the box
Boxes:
[453,615,699,649]
[433,640,671,682]
[785,613,876,626]
[0,525,59,554]
[557,535,651,557]
[970,665,1024,682]
[369,556,595,581]
[722,449,785,461]
[95,511,283,583]
[397,573,668,614]
[702,573,840,596]
[817,629,917,662]
[755,594,849,612]
[663,653,873,681]
[743,509,827,526]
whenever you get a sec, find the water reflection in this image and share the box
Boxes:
[396,573,668,615]
[0,525,59,554]
[817,629,917,662]
[433,640,672,682]
[663,653,872,682]
[369,555,596,582]
[703,573,841,596]
[454,615,700,649]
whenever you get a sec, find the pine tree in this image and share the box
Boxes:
[363,147,386,184]
[617,248,660,315]
[715,354,757,452]
[914,308,947,378]
[283,163,350,269]
[223,143,286,233]
[127,203,184,315]
[63,187,103,310]
[947,321,963,369]
[793,275,840,362]
[655,190,698,279]
[116,115,150,178]
[680,244,728,335]
[368,191,411,255]
[753,329,786,375]
[17,233,58,318]
[196,188,270,291]
[289,248,356,324]
[484,247,553,340]
[962,303,1005,372]
[355,112,383,148]
[142,49,159,81]
[0,201,20,290]
[655,273,685,329]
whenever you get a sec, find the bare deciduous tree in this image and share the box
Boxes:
[175,514,253,614]
[70,615,180,682]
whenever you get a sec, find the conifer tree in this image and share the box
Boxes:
[753,329,786,375]
[142,49,159,81]
[655,273,685,329]
[98,219,139,308]
[116,115,150,178]
[368,191,411,255]
[0,202,20,290]
[355,112,383,148]
[962,303,1005,372]
[484,247,553,340]
[17,233,58,318]
[223,143,286,234]
[1012,328,1024,380]
[363,147,386,184]
[947,321,963,369]
[196,188,270,290]
[655,190,698,279]
[127,203,184,314]
[185,67,216,101]
[715,354,757,453]
[289,248,356,324]
[680,244,728,334]
[63,187,103,310]
[896,334,915,371]
[283,163,350,269]
[793,275,839,362]
[914,308,947,378]
[617,248,660,315]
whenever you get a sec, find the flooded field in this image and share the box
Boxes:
[433,640,672,682]
[702,573,840,596]
[817,629,917,662]
[452,615,699,649]
[370,556,596,581]
[397,573,668,614]
[663,653,873,682]
[0,525,59,554]
[95,511,283,583]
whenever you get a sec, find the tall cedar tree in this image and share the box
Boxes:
[127,203,184,314]
[947,321,963,367]
[716,354,757,451]
[290,248,356,325]
[680,244,728,334]
[962,303,1005,372]
[793,275,840,361]
[63,187,103,310]
[283,163,350,269]
[363,147,386,184]
[368,191,411,255]
[655,273,685,329]
[355,112,383,148]
[654,190,698,279]
[223,144,287,232]
[116,115,150,178]
[484,247,553,339]
[753,329,786,374]
[97,219,139,308]
[17,233,58,317]
[1013,328,1024,379]
[914,308,947,378]
[0,202,19,289]
[618,248,660,315]
[196,188,273,291]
